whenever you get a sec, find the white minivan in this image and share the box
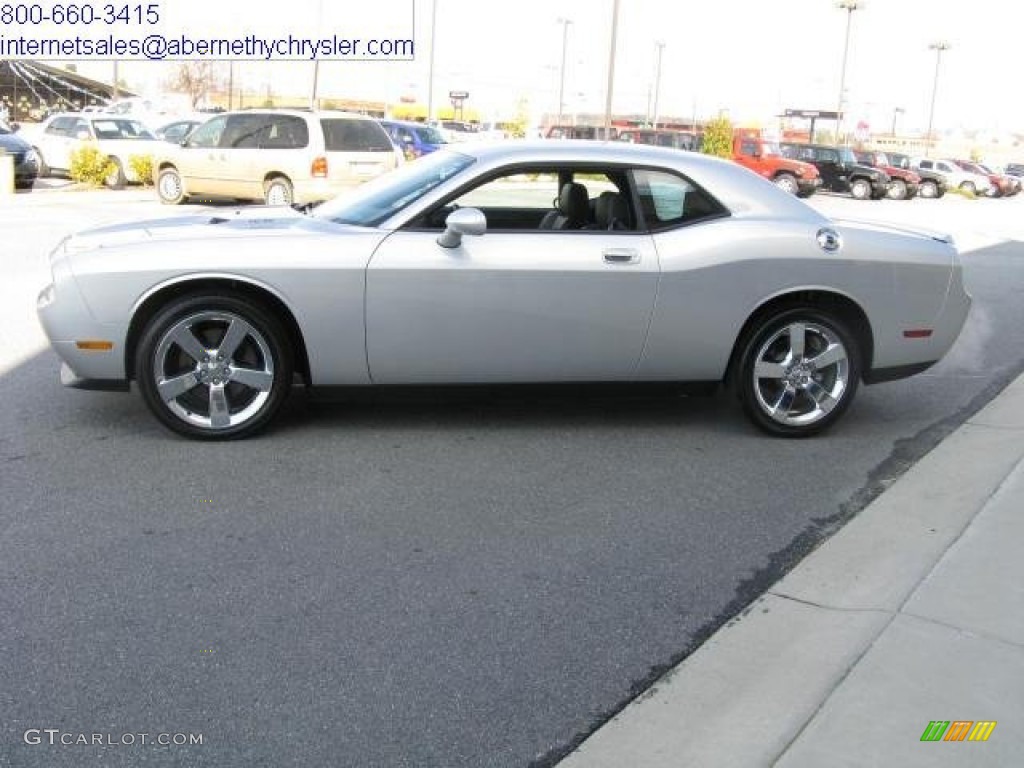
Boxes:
[154,110,400,206]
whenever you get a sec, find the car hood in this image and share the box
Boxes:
[0,132,31,151]
[58,206,366,255]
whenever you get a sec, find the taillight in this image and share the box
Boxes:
[311,156,328,178]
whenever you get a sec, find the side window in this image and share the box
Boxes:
[415,167,632,231]
[320,119,393,152]
[819,149,839,163]
[632,169,726,231]
[72,119,91,138]
[740,140,757,156]
[187,116,227,149]
[46,117,74,136]
[455,170,561,212]
[220,114,271,149]
[261,115,309,149]
[937,162,952,173]
[919,160,933,169]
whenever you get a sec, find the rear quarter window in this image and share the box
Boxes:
[321,119,394,152]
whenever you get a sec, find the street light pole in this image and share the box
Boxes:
[427,0,438,124]
[890,106,903,135]
[925,41,951,157]
[834,0,863,144]
[557,18,572,127]
[310,0,324,109]
[603,0,620,139]
[651,41,665,130]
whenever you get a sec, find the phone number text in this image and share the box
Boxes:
[1,3,160,26]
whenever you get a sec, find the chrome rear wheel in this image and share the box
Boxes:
[738,308,861,436]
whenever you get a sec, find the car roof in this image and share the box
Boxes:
[216,108,379,121]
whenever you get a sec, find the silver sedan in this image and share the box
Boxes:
[37,141,970,439]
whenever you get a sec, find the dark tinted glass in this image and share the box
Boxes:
[261,115,309,149]
[321,119,393,152]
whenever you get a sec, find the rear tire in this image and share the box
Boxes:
[850,178,871,200]
[135,293,294,440]
[736,306,861,437]
[920,180,939,198]
[264,176,294,206]
[959,180,976,195]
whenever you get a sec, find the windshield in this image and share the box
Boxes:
[415,126,447,145]
[313,150,475,227]
[762,142,782,156]
[887,152,909,169]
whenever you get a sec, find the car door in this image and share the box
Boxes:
[365,167,660,383]
[814,147,843,190]
[173,115,229,196]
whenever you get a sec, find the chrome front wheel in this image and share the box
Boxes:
[136,295,293,439]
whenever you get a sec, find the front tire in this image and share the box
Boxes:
[887,178,907,200]
[773,173,799,195]
[919,180,939,198]
[105,157,126,189]
[135,294,294,440]
[33,147,49,177]
[736,307,861,437]
[959,180,976,195]
[157,167,186,204]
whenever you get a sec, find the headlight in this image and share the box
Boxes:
[37,283,56,309]
[794,168,804,177]
[24,149,38,163]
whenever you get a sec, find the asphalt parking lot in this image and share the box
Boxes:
[2,187,1024,767]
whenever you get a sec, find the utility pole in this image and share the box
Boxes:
[651,41,665,130]
[925,41,951,157]
[835,1,863,144]
[557,18,572,127]
[427,0,438,123]
[602,0,620,139]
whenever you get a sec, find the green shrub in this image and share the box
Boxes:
[701,115,734,159]
[129,154,154,186]
[69,144,116,187]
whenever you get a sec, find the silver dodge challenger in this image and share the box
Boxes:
[37,141,970,439]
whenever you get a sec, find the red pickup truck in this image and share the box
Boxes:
[732,132,821,197]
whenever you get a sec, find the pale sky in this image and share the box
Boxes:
[62,0,1024,134]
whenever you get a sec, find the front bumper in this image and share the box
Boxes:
[796,177,822,197]
[37,259,128,387]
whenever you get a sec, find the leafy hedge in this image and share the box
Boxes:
[129,155,154,186]
[69,145,115,187]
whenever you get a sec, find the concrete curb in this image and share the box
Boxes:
[557,373,1024,767]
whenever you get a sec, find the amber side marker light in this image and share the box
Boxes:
[903,329,934,339]
[75,340,114,351]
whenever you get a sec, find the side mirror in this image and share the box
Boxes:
[437,207,486,249]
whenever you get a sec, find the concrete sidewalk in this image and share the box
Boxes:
[558,373,1024,767]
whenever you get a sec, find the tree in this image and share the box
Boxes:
[170,62,214,109]
[701,115,733,159]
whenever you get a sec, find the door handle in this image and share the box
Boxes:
[603,248,640,265]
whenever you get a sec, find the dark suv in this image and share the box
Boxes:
[780,142,889,199]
